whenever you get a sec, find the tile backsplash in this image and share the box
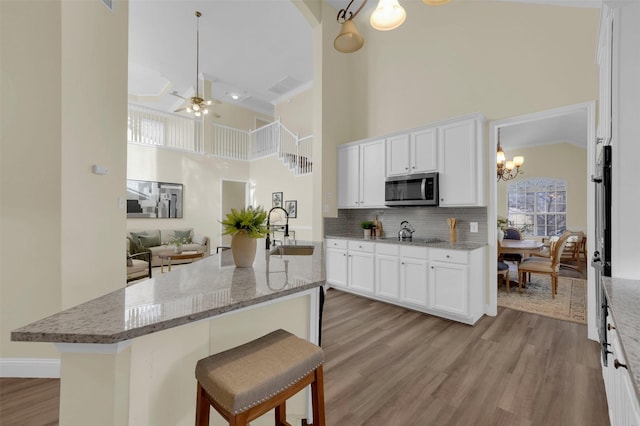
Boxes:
[324,207,488,244]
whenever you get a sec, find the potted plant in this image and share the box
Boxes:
[221,206,269,267]
[361,220,375,238]
[169,235,187,254]
[497,216,508,241]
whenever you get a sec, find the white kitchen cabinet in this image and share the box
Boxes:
[325,239,347,288]
[602,308,640,426]
[429,247,484,323]
[324,238,486,325]
[386,128,437,177]
[438,116,486,207]
[375,243,400,299]
[429,250,469,317]
[596,5,614,144]
[338,139,386,209]
[347,241,375,295]
[399,246,429,308]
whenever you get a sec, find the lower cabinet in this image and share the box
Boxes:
[326,238,486,324]
[347,241,375,295]
[399,246,429,308]
[602,308,640,426]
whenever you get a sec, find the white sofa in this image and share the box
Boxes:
[127,228,210,267]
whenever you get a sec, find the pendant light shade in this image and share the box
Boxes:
[334,19,365,53]
[422,0,451,5]
[370,0,406,31]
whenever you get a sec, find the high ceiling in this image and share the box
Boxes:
[128,0,313,116]
[128,0,598,145]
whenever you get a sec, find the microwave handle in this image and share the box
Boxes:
[421,178,427,200]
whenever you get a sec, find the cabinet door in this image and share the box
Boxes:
[326,248,347,288]
[349,251,375,294]
[360,140,386,207]
[429,262,468,316]
[438,119,481,206]
[376,254,400,299]
[386,134,410,177]
[400,258,428,307]
[411,128,437,173]
[338,145,360,208]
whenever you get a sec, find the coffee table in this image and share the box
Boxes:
[158,250,204,272]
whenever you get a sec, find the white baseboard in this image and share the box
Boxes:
[0,357,61,378]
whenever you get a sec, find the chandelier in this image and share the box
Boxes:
[334,0,451,53]
[496,128,524,182]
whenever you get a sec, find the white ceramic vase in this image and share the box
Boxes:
[231,231,257,268]
[497,229,505,242]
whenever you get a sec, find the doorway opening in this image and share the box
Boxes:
[487,101,597,338]
[220,179,249,249]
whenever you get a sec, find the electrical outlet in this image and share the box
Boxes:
[470,222,478,233]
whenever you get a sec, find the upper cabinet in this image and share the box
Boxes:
[338,139,386,209]
[338,113,486,209]
[438,115,486,207]
[386,128,437,177]
[596,5,614,144]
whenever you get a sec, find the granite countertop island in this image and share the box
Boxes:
[12,241,325,345]
[325,234,486,251]
[12,241,325,426]
[603,276,640,400]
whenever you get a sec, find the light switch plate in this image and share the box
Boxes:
[470,222,478,233]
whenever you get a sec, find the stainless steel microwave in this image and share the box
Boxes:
[385,172,439,206]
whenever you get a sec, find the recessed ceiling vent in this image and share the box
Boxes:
[268,76,302,95]
[101,0,114,11]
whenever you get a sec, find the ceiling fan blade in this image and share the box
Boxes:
[174,107,187,113]
[170,91,187,100]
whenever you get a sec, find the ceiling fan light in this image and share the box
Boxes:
[192,103,200,111]
[205,100,212,105]
[334,19,365,53]
[194,110,201,117]
[186,106,193,113]
[370,0,406,31]
[203,108,209,115]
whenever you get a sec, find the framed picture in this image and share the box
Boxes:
[126,179,183,218]
[272,192,283,208]
[285,200,297,218]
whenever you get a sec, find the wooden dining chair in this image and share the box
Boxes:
[502,227,524,263]
[517,231,572,298]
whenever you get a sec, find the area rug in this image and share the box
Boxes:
[497,275,587,324]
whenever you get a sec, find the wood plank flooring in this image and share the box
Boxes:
[0,288,609,425]
[322,288,609,426]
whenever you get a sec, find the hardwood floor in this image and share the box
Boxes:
[0,288,609,426]
[322,289,609,426]
[0,378,59,426]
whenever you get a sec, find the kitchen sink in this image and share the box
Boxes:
[269,245,315,256]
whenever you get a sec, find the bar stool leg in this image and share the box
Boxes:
[196,383,210,426]
[275,401,287,426]
[311,365,326,426]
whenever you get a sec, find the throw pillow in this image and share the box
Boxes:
[129,231,148,246]
[138,233,161,248]
[174,229,192,243]
[127,236,144,255]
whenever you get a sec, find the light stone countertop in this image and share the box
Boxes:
[11,242,325,345]
[325,235,486,251]
[603,277,640,399]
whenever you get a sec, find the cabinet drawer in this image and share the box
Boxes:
[326,239,347,250]
[400,245,428,259]
[430,248,468,264]
[348,240,375,253]
[376,243,400,256]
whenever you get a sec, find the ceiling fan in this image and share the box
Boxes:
[172,11,221,118]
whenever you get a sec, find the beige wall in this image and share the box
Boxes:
[497,143,588,233]
[1,0,128,361]
[275,87,313,137]
[318,1,599,218]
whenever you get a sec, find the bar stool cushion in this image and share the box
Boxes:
[195,329,324,416]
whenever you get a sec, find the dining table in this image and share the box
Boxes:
[498,239,545,257]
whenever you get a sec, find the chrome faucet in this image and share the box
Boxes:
[265,207,289,250]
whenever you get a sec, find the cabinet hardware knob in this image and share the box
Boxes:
[412,166,415,169]
[608,323,616,330]
[405,167,408,170]
[431,266,434,269]
[614,359,628,370]
[446,255,450,258]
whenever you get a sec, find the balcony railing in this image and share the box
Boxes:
[128,105,312,175]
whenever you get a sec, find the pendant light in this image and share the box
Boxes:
[370,0,406,31]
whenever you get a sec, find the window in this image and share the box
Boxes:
[507,178,567,237]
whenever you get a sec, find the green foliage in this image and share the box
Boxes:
[497,216,509,231]
[221,206,269,238]
[169,236,187,247]
[360,220,375,229]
